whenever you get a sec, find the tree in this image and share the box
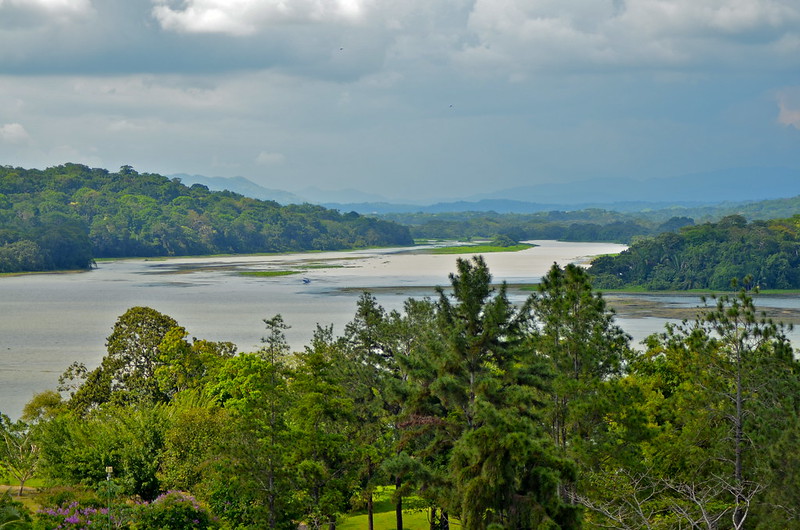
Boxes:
[287,326,357,529]
[155,327,236,399]
[63,307,180,411]
[609,283,800,528]
[0,415,39,497]
[697,284,798,528]
[341,294,397,530]
[427,256,580,529]
[526,263,631,455]
[207,317,297,529]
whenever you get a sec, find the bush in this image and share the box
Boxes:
[0,490,32,529]
[35,502,113,529]
[133,491,217,529]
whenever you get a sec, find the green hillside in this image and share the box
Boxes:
[589,214,800,290]
[0,164,412,273]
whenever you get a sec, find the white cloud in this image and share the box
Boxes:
[107,119,147,132]
[0,0,92,16]
[777,90,800,129]
[256,151,285,165]
[0,123,30,143]
[458,0,800,75]
[151,0,367,35]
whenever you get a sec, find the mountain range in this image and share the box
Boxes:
[174,166,800,214]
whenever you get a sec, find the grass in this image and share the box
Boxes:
[423,244,534,255]
[238,270,301,277]
[339,507,437,529]
[0,478,46,512]
[338,488,459,530]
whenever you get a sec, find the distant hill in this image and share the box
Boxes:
[472,167,800,205]
[178,166,800,215]
[172,173,305,205]
[0,164,413,273]
[321,199,712,215]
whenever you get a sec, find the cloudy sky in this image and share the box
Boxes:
[1,0,799,201]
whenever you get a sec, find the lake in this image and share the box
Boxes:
[2,240,798,420]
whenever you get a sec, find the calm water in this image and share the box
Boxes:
[2,240,797,420]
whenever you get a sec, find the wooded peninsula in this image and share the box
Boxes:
[0,164,412,273]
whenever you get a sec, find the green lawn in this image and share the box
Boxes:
[339,508,436,529]
[338,488,459,529]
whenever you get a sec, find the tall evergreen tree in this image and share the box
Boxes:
[429,256,580,529]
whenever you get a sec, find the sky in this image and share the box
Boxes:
[1,0,799,202]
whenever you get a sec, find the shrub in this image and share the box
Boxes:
[0,490,32,529]
[35,502,113,529]
[133,491,217,529]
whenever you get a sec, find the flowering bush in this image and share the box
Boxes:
[35,502,113,529]
[132,491,216,529]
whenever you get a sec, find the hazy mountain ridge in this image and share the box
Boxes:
[470,166,800,204]
[172,173,306,205]
[179,166,800,214]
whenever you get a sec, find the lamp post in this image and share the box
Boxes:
[105,466,113,530]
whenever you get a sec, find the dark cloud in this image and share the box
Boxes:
[1,0,799,200]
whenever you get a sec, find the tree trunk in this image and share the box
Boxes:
[430,507,437,530]
[733,345,745,529]
[396,476,404,530]
[367,492,374,530]
[440,510,450,529]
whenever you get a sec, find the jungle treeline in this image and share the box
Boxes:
[590,214,800,290]
[0,164,412,273]
[381,209,695,244]
[2,259,799,529]
[380,193,800,246]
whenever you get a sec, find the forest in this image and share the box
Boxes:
[589,214,800,290]
[2,258,799,529]
[0,164,412,273]
[379,194,800,245]
[380,210,694,244]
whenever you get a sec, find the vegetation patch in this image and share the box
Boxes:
[590,214,800,290]
[238,270,300,277]
[423,243,533,254]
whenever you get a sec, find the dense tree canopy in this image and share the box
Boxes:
[590,214,800,290]
[0,164,412,273]
[382,209,685,244]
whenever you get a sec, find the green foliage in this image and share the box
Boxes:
[62,307,179,411]
[0,416,40,497]
[287,328,357,529]
[577,285,800,528]
[590,215,800,290]
[0,163,412,273]
[132,491,217,530]
[384,209,682,244]
[0,490,32,529]
[416,256,580,529]
[36,406,167,501]
[527,264,633,454]
[424,243,533,254]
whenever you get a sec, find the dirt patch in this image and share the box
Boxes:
[0,484,36,496]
